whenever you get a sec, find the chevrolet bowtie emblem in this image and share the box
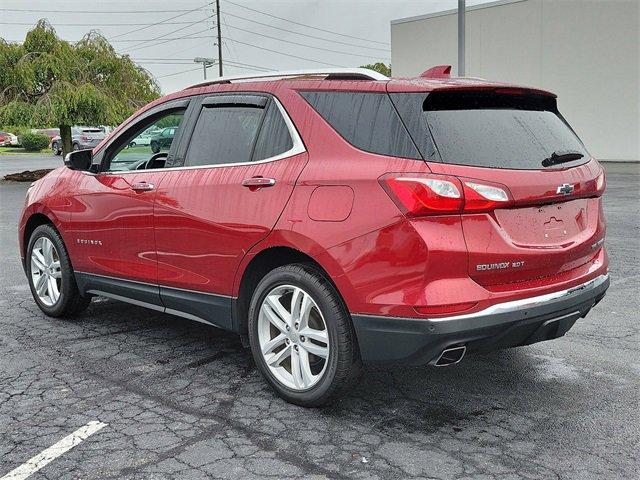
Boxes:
[556,183,574,195]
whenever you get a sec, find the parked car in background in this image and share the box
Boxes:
[19,67,609,407]
[150,126,178,153]
[51,127,107,155]
[33,128,60,143]
[127,127,159,147]
[0,131,19,146]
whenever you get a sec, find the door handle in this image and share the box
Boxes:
[131,182,154,192]
[242,177,276,189]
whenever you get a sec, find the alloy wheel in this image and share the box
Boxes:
[258,285,330,390]
[30,237,62,307]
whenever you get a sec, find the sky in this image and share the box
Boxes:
[0,0,491,94]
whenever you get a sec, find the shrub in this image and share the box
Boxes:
[21,133,50,151]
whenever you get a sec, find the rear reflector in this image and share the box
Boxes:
[380,173,513,216]
[415,301,478,316]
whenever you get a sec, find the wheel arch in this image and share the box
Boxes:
[232,239,354,336]
[20,207,65,265]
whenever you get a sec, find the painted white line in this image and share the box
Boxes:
[1,420,108,480]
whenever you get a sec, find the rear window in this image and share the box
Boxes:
[395,91,589,170]
[300,91,421,159]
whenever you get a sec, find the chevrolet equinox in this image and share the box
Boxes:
[19,67,610,406]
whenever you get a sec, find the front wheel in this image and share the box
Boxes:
[248,264,361,407]
[150,141,160,154]
[26,224,92,317]
[51,141,61,155]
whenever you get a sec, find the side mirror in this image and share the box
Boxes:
[64,149,93,171]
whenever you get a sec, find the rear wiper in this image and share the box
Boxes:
[541,151,584,167]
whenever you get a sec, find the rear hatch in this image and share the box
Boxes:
[390,88,605,289]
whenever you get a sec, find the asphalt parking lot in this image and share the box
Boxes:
[0,160,638,479]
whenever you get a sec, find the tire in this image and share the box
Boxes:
[150,141,160,154]
[26,224,92,318]
[248,264,362,407]
[129,141,136,148]
[72,143,80,151]
[51,141,61,155]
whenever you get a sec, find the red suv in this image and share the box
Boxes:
[19,67,609,406]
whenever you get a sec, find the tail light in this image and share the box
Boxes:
[81,135,90,141]
[380,173,513,216]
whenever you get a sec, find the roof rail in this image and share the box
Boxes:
[185,68,388,90]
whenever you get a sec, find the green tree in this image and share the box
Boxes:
[361,62,391,77]
[0,20,160,156]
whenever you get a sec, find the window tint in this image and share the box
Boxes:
[252,102,293,161]
[185,106,264,167]
[422,92,588,169]
[107,110,185,172]
[300,91,421,159]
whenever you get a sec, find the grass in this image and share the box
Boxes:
[0,146,50,154]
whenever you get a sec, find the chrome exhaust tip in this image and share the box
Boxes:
[434,345,466,367]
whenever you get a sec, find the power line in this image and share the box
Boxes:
[123,21,214,53]
[224,0,389,46]
[0,21,209,26]
[110,2,212,40]
[124,28,216,53]
[221,22,390,60]
[2,36,215,44]
[154,58,267,80]
[0,7,209,14]
[220,60,270,71]
[221,36,347,68]
[156,66,203,79]
[222,11,390,53]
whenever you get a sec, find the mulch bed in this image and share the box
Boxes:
[3,169,54,182]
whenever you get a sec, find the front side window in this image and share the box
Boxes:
[185,106,264,167]
[106,110,185,172]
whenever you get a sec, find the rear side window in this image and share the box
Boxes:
[185,106,263,167]
[395,91,588,170]
[252,102,293,161]
[300,91,421,159]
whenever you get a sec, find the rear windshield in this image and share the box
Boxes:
[394,91,589,170]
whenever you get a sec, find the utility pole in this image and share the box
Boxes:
[216,0,223,76]
[194,57,216,80]
[458,0,465,76]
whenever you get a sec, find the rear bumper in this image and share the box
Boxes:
[351,274,609,366]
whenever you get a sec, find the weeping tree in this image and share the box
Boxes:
[0,20,160,156]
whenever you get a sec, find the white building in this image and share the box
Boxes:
[391,0,639,161]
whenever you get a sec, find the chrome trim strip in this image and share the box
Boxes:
[84,97,306,176]
[429,274,609,322]
[88,289,217,327]
[75,271,236,299]
[86,290,165,312]
[165,308,216,327]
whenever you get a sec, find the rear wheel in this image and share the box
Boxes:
[51,141,61,155]
[72,142,80,151]
[150,141,160,153]
[26,224,91,317]
[248,264,361,407]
